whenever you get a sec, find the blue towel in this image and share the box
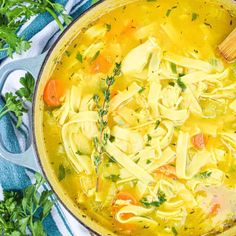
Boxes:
[0,0,100,235]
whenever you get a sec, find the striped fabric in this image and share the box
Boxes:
[0,0,100,235]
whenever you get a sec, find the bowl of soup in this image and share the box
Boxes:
[2,0,236,235]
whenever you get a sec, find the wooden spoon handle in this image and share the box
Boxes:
[218,28,236,63]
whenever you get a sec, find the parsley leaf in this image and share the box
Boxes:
[0,0,72,57]
[141,191,167,208]
[105,174,120,182]
[0,173,54,236]
[197,171,212,179]
[192,12,199,21]
[0,72,35,127]
[177,77,187,91]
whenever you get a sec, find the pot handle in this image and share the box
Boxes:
[0,52,48,171]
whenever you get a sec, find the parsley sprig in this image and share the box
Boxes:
[0,173,54,236]
[0,0,72,57]
[92,62,121,191]
[0,72,35,127]
[140,190,167,208]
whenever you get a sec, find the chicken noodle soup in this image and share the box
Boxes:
[43,0,236,235]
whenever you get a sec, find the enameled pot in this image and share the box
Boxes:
[1,0,236,235]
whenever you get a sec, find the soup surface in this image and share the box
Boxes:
[43,0,236,235]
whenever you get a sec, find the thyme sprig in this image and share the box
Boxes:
[92,62,121,191]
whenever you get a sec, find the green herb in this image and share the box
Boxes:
[0,173,54,236]
[197,171,212,179]
[138,87,146,93]
[76,52,83,63]
[109,135,115,143]
[166,6,177,17]
[92,62,122,191]
[105,174,120,182]
[172,227,178,236]
[177,77,187,91]
[16,73,35,102]
[155,120,161,129]
[170,62,177,74]
[76,150,82,155]
[141,191,167,208]
[91,50,100,62]
[147,134,152,142]
[0,0,72,57]
[0,72,35,127]
[105,24,112,32]
[58,164,66,181]
[65,50,71,57]
[192,13,199,21]
[146,159,152,164]
[169,82,175,87]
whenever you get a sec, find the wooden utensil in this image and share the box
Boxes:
[218,28,236,63]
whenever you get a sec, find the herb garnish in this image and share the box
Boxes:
[192,13,199,21]
[0,0,72,57]
[172,227,178,236]
[76,52,83,63]
[155,120,161,129]
[170,62,177,74]
[166,6,178,17]
[92,62,121,191]
[0,72,35,127]
[105,174,120,182]
[177,77,187,91]
[0,173,54,236]
[58,164,66,181]
[141,190,167,208]
[197,171,212,179]
[105,24,112,32]
[91,51,100,62]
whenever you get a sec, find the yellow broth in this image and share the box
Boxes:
[43,0,236,235]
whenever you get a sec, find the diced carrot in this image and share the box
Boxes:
[43,79,65,107]
[90,55,112,74]
[210,203,221,216]
[112,192,137,220]
[191,133,208,150]
[154,164,177,179]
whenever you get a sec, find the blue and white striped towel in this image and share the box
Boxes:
[0,0,100,235]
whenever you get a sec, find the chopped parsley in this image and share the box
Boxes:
[197,171,212,179]
[166,6,178,17]
[139,87,146,93]
[105,174,120,182]
[105,23,112,32]
[155,120,161,129]
[58,164,66,181]
[177,77,187,91]
[141,191,167,208]
[65,50,71,57]
[146,159,152,164]
[170,62,177,74]
[192,13,199,21]
[172,227,178,236]
[147,134,152,142]
[169,81,175,87]
[91,50,100,62]
[76,52,83,63]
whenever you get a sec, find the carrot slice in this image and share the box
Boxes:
[210,203,221,216]
[154,164,177,179]
[90,55,112,74]
[43,79,65,107]
[191,133,208,150]
[112,192,137,220]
